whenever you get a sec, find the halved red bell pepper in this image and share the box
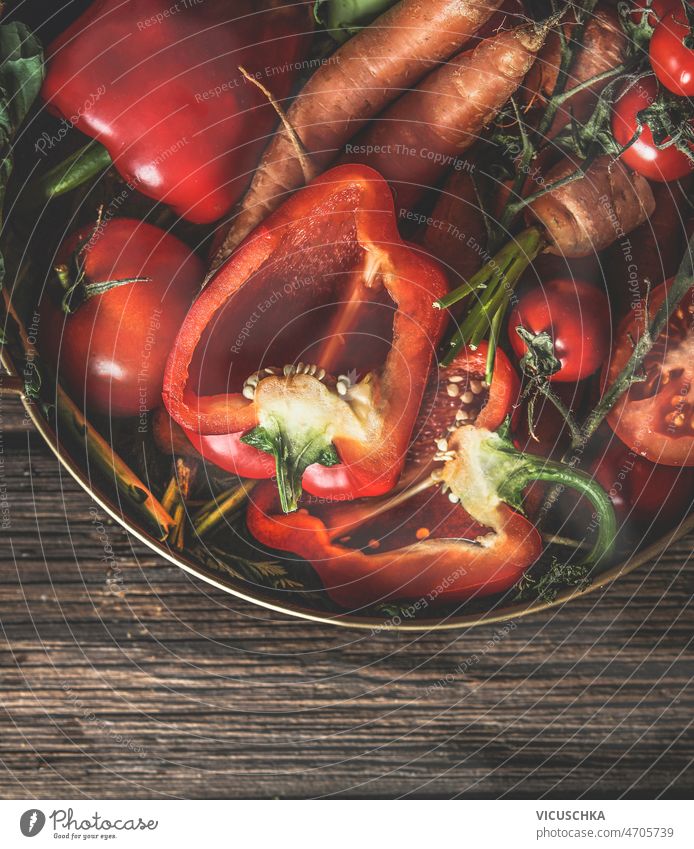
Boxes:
[163,165,449,511]
[245,345,617,609]
[41,1,311,224]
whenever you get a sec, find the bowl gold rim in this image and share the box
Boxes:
[3,347,692,632]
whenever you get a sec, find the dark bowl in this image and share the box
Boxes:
[3,340,692,631]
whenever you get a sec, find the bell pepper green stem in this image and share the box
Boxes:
[515,459,617,567]
[274,432,302,514]
[487,427,617,567]
[241,421,339,514]
[24,139,111,207]
[273,429,334,514]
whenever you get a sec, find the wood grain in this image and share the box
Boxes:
[1,396,693,799]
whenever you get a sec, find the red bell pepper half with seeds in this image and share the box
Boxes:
[246,345,617,609]
[163,165,448,512]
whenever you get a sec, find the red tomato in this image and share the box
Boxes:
[507,279,610,383]
[591,435,694,537]
[612,75,693,182]
[39,218,203,417]
[606,278,694,466]
[650,5,694,96]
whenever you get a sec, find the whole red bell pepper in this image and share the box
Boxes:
[41,0,311,224]
[246,345,617,609]
[163,164,449,512]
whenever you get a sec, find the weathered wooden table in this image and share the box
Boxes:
[1,396,692,799]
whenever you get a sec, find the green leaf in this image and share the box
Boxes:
[0,22,43,124]
[242,420,339,513]
[0,21,44,211]
[0,21,44,287]
[515,555,591,602]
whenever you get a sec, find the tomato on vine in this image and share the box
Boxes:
[508,279,610,383]
[650,3,694,97]
[611,75,694,183]
[629,0,679,28]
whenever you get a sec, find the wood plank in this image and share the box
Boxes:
[1,397,693,798]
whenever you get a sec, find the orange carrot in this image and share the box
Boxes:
[527,155,656,258]
[343,23,547,215]
[211,0,503,269]
[524,5,627,137]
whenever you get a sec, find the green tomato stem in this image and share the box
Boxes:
[82,276,152,300]
[533,380,582,443]
[503,157,597,223]
[552,62,628,107]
